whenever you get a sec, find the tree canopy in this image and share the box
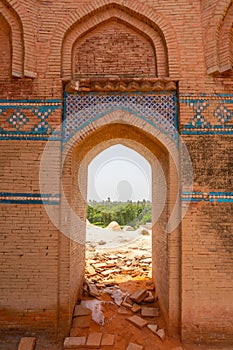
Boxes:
[87,199,152,228]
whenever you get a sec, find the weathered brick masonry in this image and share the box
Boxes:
[0,0,232,346]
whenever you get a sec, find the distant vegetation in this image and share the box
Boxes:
[87,199,152,228]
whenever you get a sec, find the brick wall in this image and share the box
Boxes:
[73,20,156,78]
[0,0,232,346]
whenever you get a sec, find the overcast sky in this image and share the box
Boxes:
[87,145,152,202]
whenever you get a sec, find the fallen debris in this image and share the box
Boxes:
[72,315,91,328]
[118,307,132,315]
[156,328,166,341]
[131,303,141,313]
[81,299,105,326]
[127,315,148,328]
[147,324,158,333]
[73,304,92,317]
[103,286,125,305]
[86,332,102,348]
[17,338,36,350]
[141,307,160,317]
[130,289,148,303]
[126,343,144,350]
[85,281,100,297]
[144,291,155,303]
[63,337,86,349]
[101,333,115,346]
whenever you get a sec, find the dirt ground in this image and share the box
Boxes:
[0,229,231,350]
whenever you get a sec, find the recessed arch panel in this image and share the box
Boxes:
[0,0,23,77]
[72,18,157,78]
[204,0,233,74]
[0,13,11,78]
[0,0,36,77]
[49,0,180,79]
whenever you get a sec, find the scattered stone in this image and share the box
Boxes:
[81,300,105,326]
[138,228,150,236]
[86,332,102,348]
[103,286,124,306]
[144,291,155,303]
[130,289,148,303]
[147,324,158,334]
[127,315,148,328]
[101,333,115,346]
[102,280,115,286]
[118,307,132,315]
[101,269,120,276]
[122,295,133,309]
[123,225,134,231]
[131,303,141,313]
[140,257,152,263]
[98,240,106,245]
[141,307,160,317]
[74,304,92,317]
[72,315,91,328]
[156,328,166,341]
[86,265,96,276]
[126,343,143,350]
[96,282,106,288]
[121,266,133,274]
[131,270,141,277]
[111,288,124,306]
[128,244,139,249]
[106,260,118,267]
[122,301,133,309]
[145,281,155,291]
[93,262,107,269]
[117,253,125,259]
[63,337,86,348]
[17,338,36,350]
[106,221,121,231]
[86,281,100,297]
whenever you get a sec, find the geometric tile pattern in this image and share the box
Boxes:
[7,110,29,130]
[182,191,233,203]
[180,94,233,134]
[64,92,178,143]
[0,192,60,205]
[0,99,61,140]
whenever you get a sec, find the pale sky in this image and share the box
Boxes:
[87,145,152,202]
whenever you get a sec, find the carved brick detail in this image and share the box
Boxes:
[65,78,177,92]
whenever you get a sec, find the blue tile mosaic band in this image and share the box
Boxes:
[63,92,178,143]
[0,99,61,141]
[0,192,60,205]
[180,94,233,135]
[182,191,233,203]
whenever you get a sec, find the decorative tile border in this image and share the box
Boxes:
[63,91,178,143]
[0,192,60,205]
[1,191,231,205]
[180,94,233,135]
[182,191,233,203]
[0,99,61,141]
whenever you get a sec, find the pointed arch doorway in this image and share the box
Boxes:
[59,88,181,337]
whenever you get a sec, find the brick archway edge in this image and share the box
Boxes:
[205,0,232,74]
[48,0,180,79]
[1,0,36,77]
